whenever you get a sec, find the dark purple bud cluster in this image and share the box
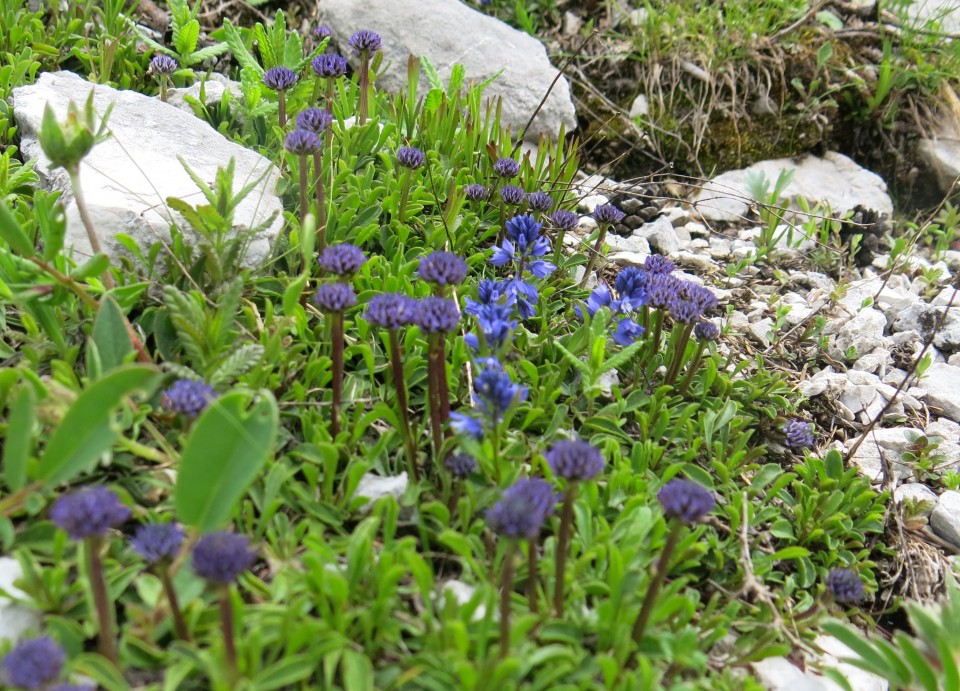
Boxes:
[313,283,357,312]
[285,129,322,155]
[545,439,604,481]
[150,54,178,75]
[318,243,367,276]
[444,452,478,478]
[593,204,625,225]
[314,25,333,40]
[694,320,721,341]
[192,531,257,584]
[526,191,554,213]
[397,146,426,169]
[131,523,185,564]
[263,66,299,91]
[348,30,382,53]
[296,108,334,133]
[2,637,65,690]
[413,296,461,333]
[657,479,715,523]
[493,157,521,178]
[464,184,490,201]
[163,379,217,418]
[417,251,468,286]
[782,419,815,448]
[364,293,418,330]
[487,478,558,539]
[312,54,349,78]
[549,209,580,230]
[827,567,866,603]
[499,185,526,206]
[50,486,131,540]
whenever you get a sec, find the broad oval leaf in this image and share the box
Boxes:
[38,365,158,485]
[175,390,279,532]
[92,296,133,374]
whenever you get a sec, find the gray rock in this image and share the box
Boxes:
[891,302,960,353]
[799,369,849,398]
[894,483,938,513]
[0,557,41,644]
[634,215,682,254]
[11,72,282,269]
[750,656,824,691]
[847,427,921,483]
[826,307,887,359]
[812,635,889,691]
[920,363,960,423]
[609,250,650,267]
[926,417,960,441]
[354,472,408,512]
[693,152,892,223]
[166,73,240,112]
[931,490,960,549]
[318,0,576,141]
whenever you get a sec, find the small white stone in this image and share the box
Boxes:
[628,94,649,119]
[920,363,960,423]
[0,557,41,645]
[894,483,938,513]
[355,472,408,512]
[439,580,488,621]
[579,194,609,214]
[931,490,960,548]
[609,251,649,267]
[812,635,889,691]
[750,656,824,691]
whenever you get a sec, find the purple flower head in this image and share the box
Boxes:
[192,531,257,584]
[2,637,66,690]
[472,359,527,422]
[669,282,718,323]
[49,686,96,691]
[397,146,426,169]
[486,478,558,540]
[131,523,185,564]
[694,320,720,341]
[576,285,610,320]
[163,379,217,418]
[644,254,676,274]
[613,267,649,311]
[645,272,683,310]
[613,317,645,346]
[318,243,366,275]
[296,108,334,133]
[593,204,625,225]
[417,251,468,286]
[468,301,516,350]
[312,53,349,78]
[546,440,604,482]
[150,54,178,75]
[465,279,507,316]
[263,66,299,91]
[413,297,460,333]
[526,191,554,213]
[501,278,538,319]
[50,486,130,541]
[657,479,715,523]
[445,452,478,478]
[493,157,521,178]
[464,183,490,201]
[493,215,555,278]
[314,25,333,40]
[285,129,322,155]
[549,209,580,230]
[312,283,357,312]
[499,185,526,206]
[364,292,418,330]
[504,214,541,245]
[827,568,866,603]
[783,419,815,449]
[349,29,382,53]
[450,412,483,439]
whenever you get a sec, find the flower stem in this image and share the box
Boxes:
[664,322,695,385]
[68,166,114,289]
[527,537,540,614]
[218,586,239,684]
[553,484,577,616]
[632,521,684,644]
[677,344,706,396]
[388,329,418,481]
[158,565,191,641]
[86,537,119,666]
[358,53,370,125]
[331,311,345,439]
[312,150,327,251]
[398,170,412,222]
[500,541,517,659]
[579,223,609,289]
[298,153,309,229]
[427,334,444,459]
[278,90,287,129]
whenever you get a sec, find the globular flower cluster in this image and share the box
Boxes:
[499,185,526,206]
[296,108,334,133]
[2,636,65,690]
[364,292,418,330]
[444,452,478,478]
[50,486,131,540]
[318,243,367,276]
[493,157,521,178]
[284,129,321,155]
[450,359,527,439]
[526,191,553,213]
[397,146,425,169]
[150,54,177,75]
[313,282,357,312]
[263,66,299,91]
[657,479,715,523]
[163,378,217,418]
[413,296,460,334]
[827,567,866,603]
[348,29,382,53]
[546,439,605,481]
[487,214,556,321]
[314,25,333,40]
[549,209,579,230]
[417,251,468,287]
[131,523,185,564]
[593,203,625,225]
[694,320,721,341]
[464,183,490,201]
[192,531,257,584]
[486,477,558,539]
[782,419,815,449]
[312,53,349,78]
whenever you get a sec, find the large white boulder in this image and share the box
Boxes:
[11,71,283,270]
[318,0,577,141]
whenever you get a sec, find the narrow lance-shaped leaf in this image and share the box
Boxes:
[175,390,279,532]
[3,385,36,491]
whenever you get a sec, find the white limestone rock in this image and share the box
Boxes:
[919,363,960,423]
[825,307,888,359]
[811,635,889,691]
[166,73,240,112]
[11,71,282,269]
[318,0,576,141]
[354,472,408,512]
[693,152,892,223]
[894,483,938,513]
[890,302,960,353]
[634,215,682,254]
[846,427,921,483]
[931,490,960,549]
[0,557,41,645]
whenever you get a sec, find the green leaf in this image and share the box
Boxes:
[222,19,262,73]
[3,385,35,491]
[253,654,316,690]
[37,365,158,485]
[92,297,133,374]
[283,272,308,316]
[0,201,35,256]
[176,19,200,56]
[420,56,443,91]
[175,391,279,531]
[341,649,374,691]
